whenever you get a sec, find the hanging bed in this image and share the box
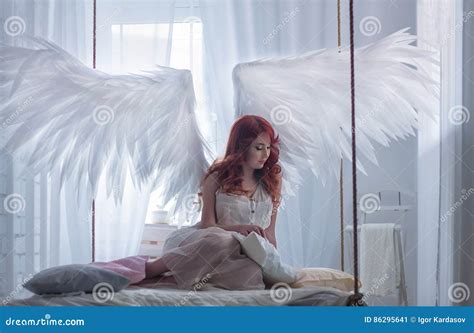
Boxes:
[7,284,360,307]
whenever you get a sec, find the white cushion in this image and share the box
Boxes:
[290,267,361,292]
[233,232,297,284]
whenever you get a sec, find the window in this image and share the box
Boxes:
[110,20,205,225]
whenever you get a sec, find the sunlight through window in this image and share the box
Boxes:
[111,20,204,225]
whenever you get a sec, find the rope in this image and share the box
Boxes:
[91,0,97,263]
[92,199,95,263]
[337,0,342,53]
[337,0,344,272]
[340,159,344,271]
[93,0,97,69]
[348,0,360,296]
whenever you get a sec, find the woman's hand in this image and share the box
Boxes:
[227,224,267,238]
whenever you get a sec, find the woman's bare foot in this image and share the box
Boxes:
[145,257,169,279]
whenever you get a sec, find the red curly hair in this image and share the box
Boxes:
[202,115,282,204]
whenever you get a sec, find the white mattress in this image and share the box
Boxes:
[8,285,354,306]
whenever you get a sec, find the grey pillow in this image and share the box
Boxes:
[24,264,131,295]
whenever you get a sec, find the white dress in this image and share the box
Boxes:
[160,182,274,290]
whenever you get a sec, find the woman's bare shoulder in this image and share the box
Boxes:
[202,172,220,194]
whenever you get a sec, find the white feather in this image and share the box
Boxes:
[233,28,439,194]
[0,37,210,214]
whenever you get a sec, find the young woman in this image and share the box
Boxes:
[145,115,283,290]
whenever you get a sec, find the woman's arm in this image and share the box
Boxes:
[199,172,219,228]
[265,212,278,249]
[264,174,282,249]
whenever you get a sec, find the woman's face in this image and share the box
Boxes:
[244,132,271,170]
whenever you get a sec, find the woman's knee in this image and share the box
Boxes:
[202,231,236,248]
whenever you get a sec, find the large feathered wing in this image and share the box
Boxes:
[233,28,439,194]
[0,38,210,213]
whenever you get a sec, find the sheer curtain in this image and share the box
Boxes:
[417,0,474,306]
[91,0,211,254]
[93,0,179,261]
[82,0,209,259]
[0,0,93,298]
[460,0,474,306]
[0,0,181,278]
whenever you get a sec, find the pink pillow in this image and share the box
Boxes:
[90,255,149,285]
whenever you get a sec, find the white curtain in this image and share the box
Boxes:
[416,0,467,306]
[460,0,474,307]
[93,0,179,261]
[0,0,94,298]
[42,1,94,266]
[92,0,214,258]
[95,171,153,261]
[0,0,160,275]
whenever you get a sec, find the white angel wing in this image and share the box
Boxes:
[233,28,439,193]
[0,37,210,213]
